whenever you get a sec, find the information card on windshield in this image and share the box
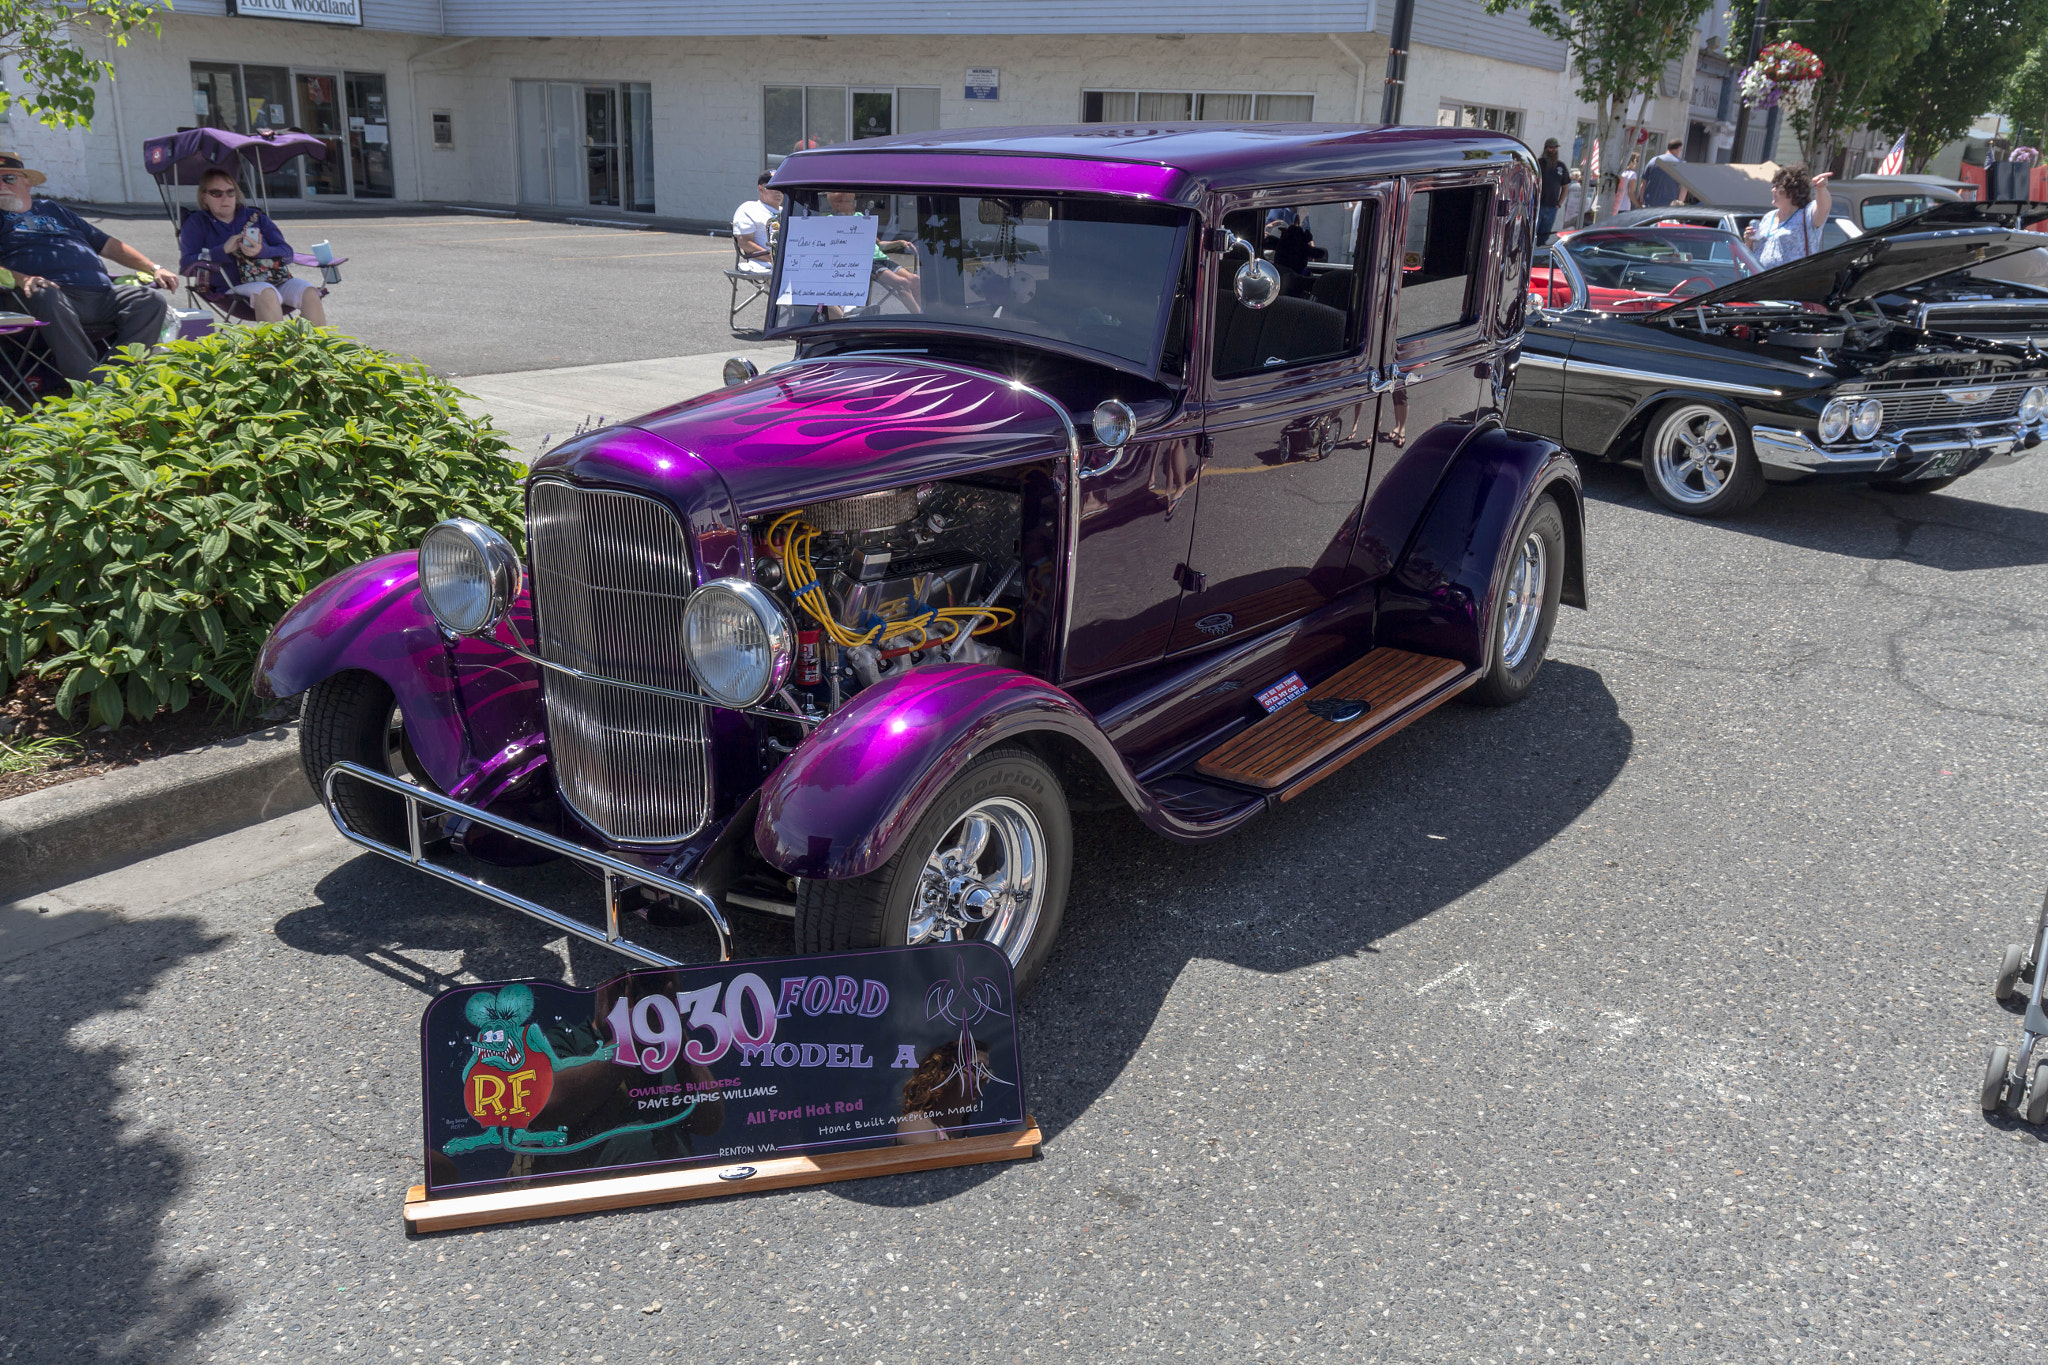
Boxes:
[777,214,880,308]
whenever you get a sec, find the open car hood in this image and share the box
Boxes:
[1664,203,2048,313]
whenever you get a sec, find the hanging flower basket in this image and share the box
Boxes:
[1737,41,1824,114]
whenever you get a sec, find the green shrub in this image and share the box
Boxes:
[0,324,525,727]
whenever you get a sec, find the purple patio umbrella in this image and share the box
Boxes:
[142,128,331,187]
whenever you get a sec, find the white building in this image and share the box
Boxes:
[3,0,1702,222]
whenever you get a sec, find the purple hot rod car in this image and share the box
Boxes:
[258,124,1585,988]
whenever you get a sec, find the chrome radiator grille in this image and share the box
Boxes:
[1879,384,2025,429]
[527,479,708,845]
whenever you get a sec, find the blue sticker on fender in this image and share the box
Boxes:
[1255,672,1308,713]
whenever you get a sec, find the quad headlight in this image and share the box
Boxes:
[1819,398,1853,444]
[2021,385,2048,425]
[1851,397,1884,441]
[419,519,521,636]
[683,578,793,709]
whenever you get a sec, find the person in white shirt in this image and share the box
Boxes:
[1611,169,1639,216]
[1744,165,1834,269]
[732,173,782,276]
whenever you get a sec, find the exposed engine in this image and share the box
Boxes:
[1673,305,2041,377]
[751,480,1026,716]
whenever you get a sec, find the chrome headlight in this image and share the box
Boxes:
[723,356,760,388]
[1092,399,1137,449]
[419,519,520,636]
[1851,397,1884,441]
[683,578,793,709]
[1818,398,1852,444]
[2021,384,2048,425]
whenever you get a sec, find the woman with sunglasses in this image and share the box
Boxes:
[176,168,328,325]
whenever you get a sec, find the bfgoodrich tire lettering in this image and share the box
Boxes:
[794,745,1071,992]
[1465,494,1565,708]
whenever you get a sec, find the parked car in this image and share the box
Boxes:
[1508,205,2048,516]
[257,124,1584,988]
[1657,161,1967,232]
[1606,204,1861,253]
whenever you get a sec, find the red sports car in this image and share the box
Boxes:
[1530,224,1763,314]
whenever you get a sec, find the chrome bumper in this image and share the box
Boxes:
[1753,422,2045,480]
[321,761,730,967]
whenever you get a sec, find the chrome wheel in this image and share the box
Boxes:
[1649,404,1740,507]
[907,796,1045,965]
[1500,529,1547,669]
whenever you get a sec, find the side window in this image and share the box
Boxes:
[1860,195,1929,230]
[1820,217,1856,250]
[1398,184,1491,339]
[1211,201,1373,380]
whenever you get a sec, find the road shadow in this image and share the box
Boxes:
[271,661,1628,1215]
[1579,458,2048,571]
[844,659,1632,1205]
[0,915,233,1362]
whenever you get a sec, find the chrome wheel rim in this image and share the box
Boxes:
[1650,405,1739,506]
[1500,529,1547,669]
[383,703,421,786]
[908,796,1045,966]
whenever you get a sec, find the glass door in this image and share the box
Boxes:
[295,71,350,197]
[584,85,619,208]
[345,72,394,199]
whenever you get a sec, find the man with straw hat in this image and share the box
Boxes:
[0,151,177,382]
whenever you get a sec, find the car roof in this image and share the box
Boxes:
[771,123,1529,205]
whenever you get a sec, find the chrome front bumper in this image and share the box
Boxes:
[321,761,730,968]
[1753,421,2045,481]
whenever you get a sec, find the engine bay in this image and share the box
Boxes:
[749,479,1031,721]
[1669,304,2038,375]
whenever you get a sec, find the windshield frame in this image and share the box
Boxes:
[760,187,1198,383]
[1543,226,1763,315]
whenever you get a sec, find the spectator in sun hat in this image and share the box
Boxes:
[0,151,177,381]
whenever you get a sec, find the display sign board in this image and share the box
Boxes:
[966,68,1001,101]
[775,214,880,309]
[421,942,1026,1198]
[229,0,364,25]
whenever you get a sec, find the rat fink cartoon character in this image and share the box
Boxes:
[443,984,698,1158]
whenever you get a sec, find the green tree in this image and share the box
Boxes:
[1731,0,1943,168]
[1483,0,1714,217]
[0,0,166,129]
[2005,39,2048,148]
[1873,0,2048,170]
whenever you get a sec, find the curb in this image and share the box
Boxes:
[0,724,315,903]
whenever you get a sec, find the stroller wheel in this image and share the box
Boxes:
[1983,1044,2012,1113]
[2027,1064,2048,1126]
[1997,944,2027,1002]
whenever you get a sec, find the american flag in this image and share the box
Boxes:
[1589,138,1601,184]
[1878,134,1907,176]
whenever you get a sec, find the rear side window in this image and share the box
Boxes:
[1398,184,1491,337]
[1860,194,1930,229]
[1211,201,1374,379]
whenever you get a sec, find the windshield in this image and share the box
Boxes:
[1550,226,1762,312]
[767,190,1190,369]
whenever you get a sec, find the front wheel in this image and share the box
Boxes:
[1642,401,1765,517]
[1465,494,1565,708]
[299,670,434,847]
[794,745,1071,992]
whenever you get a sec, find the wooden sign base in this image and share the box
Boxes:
[403,1118,1042,1232]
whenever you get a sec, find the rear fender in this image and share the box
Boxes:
[756,664,1155,880]
[1379,426,1583,667]
[254,552,543,793]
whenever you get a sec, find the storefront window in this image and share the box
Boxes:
[1082,89,1312,123]
[188,61,390,200]
[191,64,241,132]
[763,86,939,170]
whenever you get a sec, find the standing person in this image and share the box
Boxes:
[177,168,327,325]
[1559,170,1587,231]
[1535,138,1572,241]
[0,152,175,382]
[1744,166,1834,268]
[1640,139,1687,209]
[1611,168,1639,216]
[732,172,782,276]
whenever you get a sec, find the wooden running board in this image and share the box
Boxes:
[1193,649,1469,794]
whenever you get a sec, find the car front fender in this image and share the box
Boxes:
[255,552,542,793]
[1379,425,1584,668]
[755,663,1150,881]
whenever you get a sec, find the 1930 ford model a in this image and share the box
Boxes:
[257,124,1586,988]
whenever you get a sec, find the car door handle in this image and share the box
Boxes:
[1371,364,1403,394]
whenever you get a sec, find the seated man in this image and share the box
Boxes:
[0,152,175,382]
[824,189,920,310]
[733,172,781,276]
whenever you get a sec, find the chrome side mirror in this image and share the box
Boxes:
[1220,229,1282,311]
[722,356,759,387]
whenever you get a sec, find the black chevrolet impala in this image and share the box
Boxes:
[1507,204,2048,516]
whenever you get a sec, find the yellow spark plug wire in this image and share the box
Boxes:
[765,510,1016,651]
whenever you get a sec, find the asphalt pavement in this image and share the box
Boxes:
[106,210,784,376]
[6,451,2048,1362]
